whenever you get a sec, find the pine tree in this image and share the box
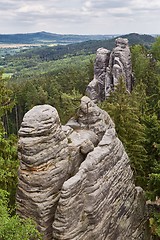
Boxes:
[60,89,82,124]
[101,77,148,186]
[151,36,160,61]
[0,71,14,132]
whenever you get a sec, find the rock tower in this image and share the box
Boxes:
[16,97,149,240]
[86,38,134,102]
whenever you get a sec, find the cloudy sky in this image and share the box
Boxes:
[0,0,160,35]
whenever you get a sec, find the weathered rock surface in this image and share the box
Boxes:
[86,48,110,102]
[66,96,115,141]
[52,98,149,240]
[86,38,134,102]
[16,105,70,240]
[16,98,149,240]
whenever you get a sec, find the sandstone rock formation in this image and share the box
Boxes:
[86,38,134,102]
[86,48,110,102]
[16,97,149,240]
[16,105,70,239]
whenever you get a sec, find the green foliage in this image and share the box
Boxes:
[131,44,160,116]
[145,114,160,200]
[60,89,82,124]
[0,71,18,206]
[8,54,95,83]
[0,133,18,207]
[101,77,148,186]
[148,174,160,199]
[0,71,14,131]
[144,114,160,163]
[7,55,93,133]
[151,36,160,61]
[0,189,42,240]
[131,45,150,84]
[131,42,160,238]
[0,69,41,240]
[149,212,160,237]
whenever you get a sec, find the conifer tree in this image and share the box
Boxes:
[101,77,148,186]
[0,72,14,132]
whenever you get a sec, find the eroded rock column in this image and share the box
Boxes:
[16,105,70,240]
[86,47,110,102]
[52,98,149,240]
[16,98,149,240]
[86,38,134,102]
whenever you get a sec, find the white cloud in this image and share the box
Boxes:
[107,7,132,16]
[17,4,45,14]
[0,0,159,34]
[131,0,160,9]
[84,0,92,8]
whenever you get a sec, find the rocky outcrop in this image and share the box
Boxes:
[86,38,134,102]
[16,105,70,239]
[16,97,149,240]
[86,48,110,102]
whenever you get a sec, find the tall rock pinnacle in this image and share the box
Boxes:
[86,38,134,102]
[16,97,149,240]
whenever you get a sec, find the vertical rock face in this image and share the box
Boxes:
[109,38,133,93]
[16,105,70,240]
[52,97,149,240]
[16,98,149,240]
[86,48,110,102]
[52,131,146,240]
[86,38,134,102]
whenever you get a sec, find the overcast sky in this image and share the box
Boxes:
[0,0,160,35]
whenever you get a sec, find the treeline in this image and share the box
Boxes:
[5,55,94,134]
[1,33,155,70]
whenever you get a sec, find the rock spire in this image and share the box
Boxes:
[86,38,134,102]
[16,97,149,240]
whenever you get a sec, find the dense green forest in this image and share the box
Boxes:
[0,36,160,238]
[0,33,155,71]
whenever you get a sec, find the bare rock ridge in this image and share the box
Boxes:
[16,96,149,240]
[86,37,134,102]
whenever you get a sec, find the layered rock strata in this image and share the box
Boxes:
[16,102,100,239]
[16,97,149,240]
[16,105,70,239]
[86,48,110,102]
[86,38,134,102]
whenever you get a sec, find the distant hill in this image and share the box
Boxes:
[122,33,155,46]
[0,31,116,45]
[13,33,155,61]
[64,33,155,54]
